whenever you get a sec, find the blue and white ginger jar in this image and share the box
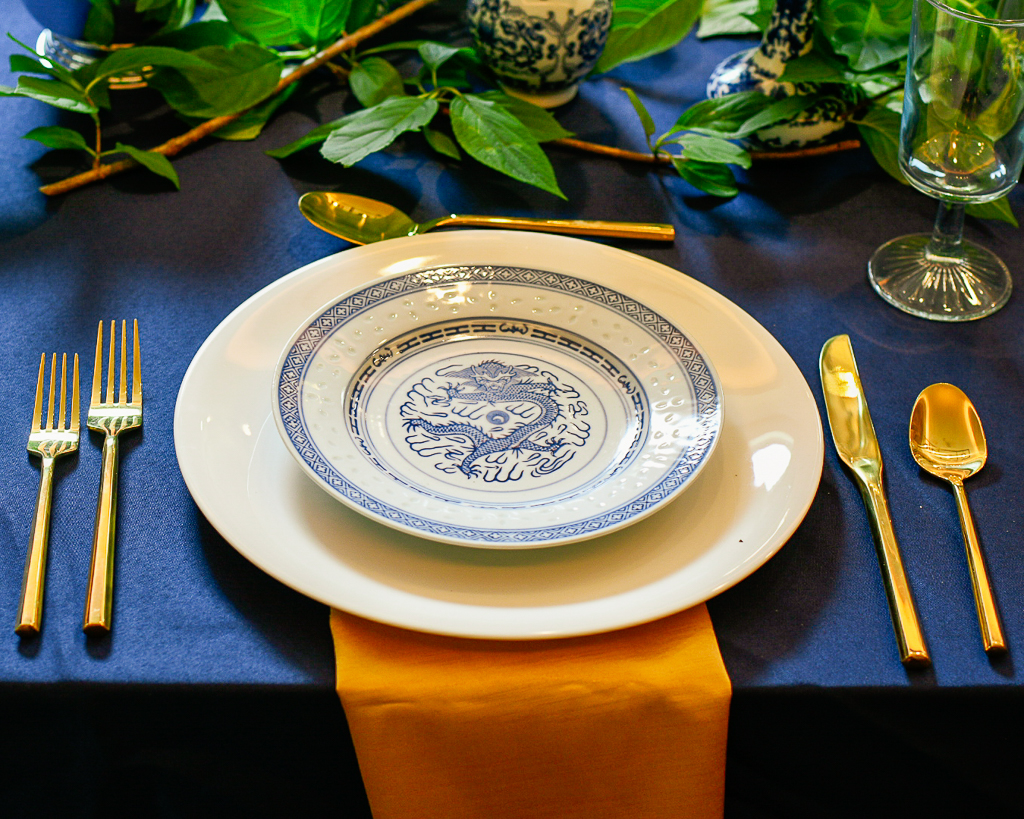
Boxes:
[468,0,612,108]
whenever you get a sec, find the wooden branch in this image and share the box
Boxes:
[550,136,862,164]
[749,139,862,160]
[39,0,440,196]
[552,138,664,164]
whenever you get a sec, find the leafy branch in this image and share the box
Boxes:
[620,87,845,196]
[685,0,1018,224]
[2,0,441,195]
[266,42,573,197]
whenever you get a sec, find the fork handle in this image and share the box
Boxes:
[84,434,119,634]
[16,456,56,636]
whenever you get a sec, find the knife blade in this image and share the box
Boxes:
[820,335,929,667]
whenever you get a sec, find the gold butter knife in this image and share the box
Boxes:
[820,335,929,667]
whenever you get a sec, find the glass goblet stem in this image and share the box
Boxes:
[927,202,966,260]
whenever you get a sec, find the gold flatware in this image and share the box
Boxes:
[820,335,929,666]
[298,191,676,244]
[909,383,1005,654]
[84,320,142,635]
[16,354,80,637]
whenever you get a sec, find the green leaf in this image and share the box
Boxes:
[112,142,181,189]
[136,0,176,12]
[23,125,93,153]
[8,49,82,91]
[147,20,249,50]
[595,0,704,73]
[90,46,211,84]
[966,197,1018,227]
[266,116,351,157]
[218,0,353,47]
[347,0,388,30]
[84,0,116,45]
[450,94,564,198]
[671,92,821,141]
[779,45,905,87]
[350,57,406,108]
[217,0,302,46]
[475,91,574,142]
[698,0,761,37]
[293,0,353,48]
[148,43,283,118]
[671,156,740,197]
[0,76,97,114]
[854,102,905,184]
[744,0,776,30]
[668,90,775,138]
[623,87,656,143]
[320,95,439,166]
[10,53,47,75]
[817,0,911,71]
[423,127,462,159]
[736,94,822,135]
[181,83,298,140]
[418,42,475,72]
[673,134,751,167]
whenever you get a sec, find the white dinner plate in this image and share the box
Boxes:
[273,265,722,548]
[174,232,823,639]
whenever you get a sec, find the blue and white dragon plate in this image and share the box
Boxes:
[274,264,722,548]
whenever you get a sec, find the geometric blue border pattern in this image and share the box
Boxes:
[277,265,721,545]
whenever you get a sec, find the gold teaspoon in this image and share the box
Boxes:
[298,192,675,244]
[909,383,1006,654]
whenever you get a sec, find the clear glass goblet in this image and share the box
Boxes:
[868,0,1024,321]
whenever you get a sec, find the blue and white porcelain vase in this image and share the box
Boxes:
[467,0,612,108]
[706,0,857,148]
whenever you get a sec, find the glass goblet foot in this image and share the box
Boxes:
[868,233,1011,322]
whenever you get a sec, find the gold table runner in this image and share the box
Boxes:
[332,603,731,819]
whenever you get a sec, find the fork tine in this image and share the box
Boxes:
[46,353,57,431]
[31,354,45,434]
[92,321,103,406]
[119,320,127,404]
[71,354,80,432]
[106,320,115,405]
[58,354,67,430]
[132,319,141,405]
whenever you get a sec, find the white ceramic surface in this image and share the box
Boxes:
[173,232,824,639]
[273,266,722,548]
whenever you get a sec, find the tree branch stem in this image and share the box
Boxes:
[550,136,862,163]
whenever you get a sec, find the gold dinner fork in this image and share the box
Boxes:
[16,353,80,636]
[84,320,142,634]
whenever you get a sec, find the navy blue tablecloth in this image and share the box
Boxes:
[2,0,1023,815]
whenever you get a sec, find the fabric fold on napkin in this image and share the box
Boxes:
[331,604,731,819]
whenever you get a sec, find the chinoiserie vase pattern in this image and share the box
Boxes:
[706,0,859,147]
[467,0,613,108]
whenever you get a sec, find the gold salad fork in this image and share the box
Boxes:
[84,320,142,634]
[16,354,80,636]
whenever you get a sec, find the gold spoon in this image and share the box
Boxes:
[298,192,675,244]
[909,383,1006,654]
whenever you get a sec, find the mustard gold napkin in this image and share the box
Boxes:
[331,603,731,819]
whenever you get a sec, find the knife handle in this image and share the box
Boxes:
[861,478,930,666]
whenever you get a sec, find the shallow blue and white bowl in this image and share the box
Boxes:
[274,255,722,548]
